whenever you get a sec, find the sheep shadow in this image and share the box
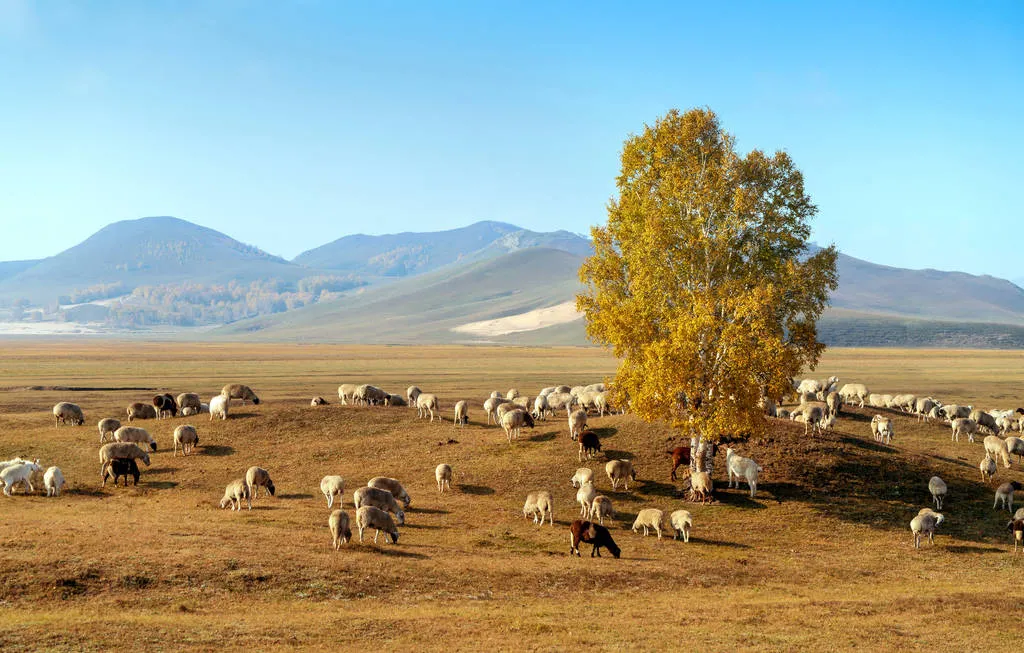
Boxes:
[228,412,260,420]
[527,432,557,443]
[278,493,313,500]
[66,487,106,497]
[945,544,1005,554]
[365,547,430,559]
[591,427,618,439]
[839,411,874,423]
[201,445,235,457]
[839,436,896,454]
[713,490,768,510]
[932,455,972,469]
[145,481,178,490]
[686,537,751,549]
[636,480,678,498]
[602,449,632,462]
[146,467,176,474]
[409,507,449,515]
[402,523,441,530]
[459,484,495,496]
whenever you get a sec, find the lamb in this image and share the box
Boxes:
[220,479,251,511]
[153,393,178,419]
[667,446,691,481]
[500,408,535,443]
[328,509,352,549]
[928,476,947,510]
[980,454,997,483]
[355,505,399,544]
[320,475,345,509]
[983,435,1012,468]
[970,409,998,435]
[2,461,42,496]
[113,426,157,452]
[353,486,405,525]
[416,393,440,421]
[690,471,713,503]
[127,402,158,422]
[571,467,593,488]
[578,430,602,462]
[245,466,276,500]
[406,386,422,407]
[589,495,613,525]
[43,466,66,497]
[838,383,869,408]
[951,418,977,443]
[568,519,621,558]
[52,402,85,428]
[435,464,452,493]
[871,415,894,444]
[98,418,121,443]
[484,396,510,424]
[670,509,693,542]
[1005,436,1024,464]
[523,490,554,525]
[209,394,229,421]
[632,508,665,539]
[576,481,597,517]
[103,458,140,487]
[910,508,944,548]
[98,443,151,477]
[176,393,202,414]
[606,459,637,491]
[310,396,329,406]
[1009,516,1024,553]
[994,481,1022,512]
[453,400,469,427]
[338,384,358,405]
[221,384,260,405]
[367,477,412,509]
[568,409,588,441]
[532,394,551,420]
[725,448,762,497]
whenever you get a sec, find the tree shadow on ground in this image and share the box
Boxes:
[839,436,896,454]
[460,484,495,496]
[201,445,235,457]
[712,489,768,510]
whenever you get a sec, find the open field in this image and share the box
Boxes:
[2,343,1024,651]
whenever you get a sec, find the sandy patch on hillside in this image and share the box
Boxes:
[451,301,582,337]
[0,322,104,335]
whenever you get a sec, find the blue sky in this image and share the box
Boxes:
[1,1,1021,278]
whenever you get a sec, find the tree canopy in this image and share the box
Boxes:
[577,108,837,443]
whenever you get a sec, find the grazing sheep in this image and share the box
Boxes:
[980,454,997,483]
[495,402,517,422]
[320,475,345,509]
[500,408,535,443]
[571,467,593,488]
[355,505,400,544]
[928,476,947,510]
[355,384,388,406]
[951,418,977,443]
[43,466,66,497]
[511,395,531,410]
[871,415,894,444]
[915,397,940,422]
[353,486,405,525]
[568,519,621,558]
[593,392,613,417]
[99,443,150,477]
[53,402,85,428]
[484,396,510,424]
[181,406,199,417]
[153,393,178,419]
[891,394,917,413]
[568,409,588,441]
[576,482,597,517]
[632,508,665,539]
[113,426,157,452]
[453,400,469,426]
[102,458,140,487]
[794,405,825,435]
[997,415,1019,435]
[384,394,407,407]
[995,481,1022,512]
[210,395,229,421]
[338,384,358,405]
[435,464,452,493]
[576,391,601,415]
[222,384,260,405]
[796,378,823,396]
[984,435,1013,469]
[545,391,576,416]
[506,388,520,400]
[176,393,202,414]
[605,459,638,491]
[406,386,422,407]
[1006,436,1024,464]
[367,477,412,509]
[1,461,42,496]
[127,402,157,422]
[667,446,692,481]
[532,394,551,420]
[867,394,887,408]
[589,495,613,525]
[1009,517,1024,553]
[220,479,251,511]
[941,404,971,421]
[690,471,713,503]
[578,431,602,462]
[416,393,440,421]
[825,391,842,418]
[838,383,869,408]
[819,413,837,434]
[245,466,276,500]
[310,396,329,406]
[725,448,762,497]
[910,508,944,548]
[970,409,998,435]
[98,418,121,443]
[670,510,693,542]
[523,491,554,525]
[328,509,352,549]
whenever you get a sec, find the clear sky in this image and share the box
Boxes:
[1,1,1021,278]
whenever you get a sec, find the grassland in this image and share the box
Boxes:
[1,343,1024,651]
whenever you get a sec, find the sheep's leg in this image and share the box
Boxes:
[374,529,380,543]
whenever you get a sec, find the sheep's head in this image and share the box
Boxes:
[267,481,276,496]
[389,529,400,545]
[149,442,157,452]
[140,453,151,466]
[524,413,535,428]
[395,509,405,525]
[629,468,637,481]
[219,497,232,509]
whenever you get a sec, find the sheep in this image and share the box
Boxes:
[43,466,66,497]
[928,476,947,510]
[589,495,613,525]
[666,446,692,481]
[153,393,178,419]
[725,448,762,497]
[506,388,520,400]
[670,510,693,542]
[98,417,121,443]
[495,402,517,422]
[310,396,329,406]
[819,413,836,434]
[980,454,997,483]
[984,435,1012,469]
[511,395,531,410]
[102,458,140,487]
[568,409,588,441]
[338,384,358,405]
[632,508,665,539]
[576,481,597,517]
[180,406,202,417]
[353,486,405,525]
[1006,436,1024,464]
[328,509,352,549]
[941,404,971,421]
[796,378,823,396]
[500,408,535,443]
[52,402,85,428]
[222,384,260,405]
[2,461,42,496]
[355,384,388,406]
[545,391,576,416]
[98,443,151,477]
[867,394,887,408]
[320,475,345,509]
[0,458,29,475]
[113,426,157,452]
[838,383,869,408]
[997,415,1019,435]
[245,466,275,500]
[1009,517,1024,553]
[532,394,551,420]
[553,385,571,394]
[406,386,422,407]
[220,479,251,511]
[995,481,1022,512]
[523,490,554,525]
[367,477,412,509]
[435,464,452,493]
[578,430,602,462]
[951,418,977,443]
[176,393,201,414]
[489,390,502,399]
[606,459,637,491]
[593,392,613,417]
[910,508,944,548]
[871,415,894,444]
[794,405,825,435]
[355,505,400,544]
[570,467,593,488]
[484,396,510,424]
[970,409,998,435]
[384,393,407,407]
[416,393,440,421]
[453,400,469,426]
[915,397,940,422]
[210,394,229,421]
[568,519,620,558]
[690,471,713,503]
[127,402,157,422]
[825,391,842,418]
[891,394,917,413]
[576,391,601,415]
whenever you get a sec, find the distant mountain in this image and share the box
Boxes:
[0,259,40,283]
[292,220,592,276]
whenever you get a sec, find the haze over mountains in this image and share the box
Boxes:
[2,216,1024,347]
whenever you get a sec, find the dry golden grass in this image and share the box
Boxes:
[2,343,1024,651]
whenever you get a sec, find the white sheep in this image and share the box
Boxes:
[484,396,510,424]
[838,383,869,408]
[576,481,597,517]
[367,477,412,509]
[320,475,345,509]
[97,418,121,443]
[338,383,358,405]
[726,448,762,497]
[605,459,637,491]
[219,479,251,511]
[1,460,42,496]
[545,391,575,415]
[177,393,202,414]
[353,486,405,525]
[210,394,230,421]
[532,394,550,420]
[328,509,351,549]
[506,388,520,400]
[113,426,157,452]
[523,491,554,525]
[42,466,66,497]
[435,464,452,492]
[245,466,276,500]
[951,418,977,443]
[928,476,947,510]
[871,415,894,444]
[1006,436,1024,464]
[570,467,593,488]
[589,495,613,525]
[983,435,1012,469]
[172,425,199,456]
[52,402,85,428]
[355,505,399,544]
[994,481,1022,512]
[568,409,588,441]
[500,408,534,443]
[670,509,693,542]
[980,454,997,483]
[416,393,440,421]
[453,400,469,427]
[910,508,944,548]
[632,508,665,539]
[690,471,713,503]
